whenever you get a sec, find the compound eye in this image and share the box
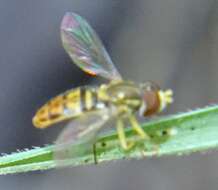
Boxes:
[142,90,160,116]
[140,81,160,92]
[139,81,161,117]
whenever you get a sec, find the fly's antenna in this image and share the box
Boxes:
[158,89,174,112]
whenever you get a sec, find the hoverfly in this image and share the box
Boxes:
[33,12,173,162]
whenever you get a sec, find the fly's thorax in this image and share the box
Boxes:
[98,81,142,111]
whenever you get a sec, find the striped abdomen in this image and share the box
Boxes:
[33,86,105,128]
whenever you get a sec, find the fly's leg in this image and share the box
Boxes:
[117,119,134,150]
[129,115,154,155]
[129,115,150,140]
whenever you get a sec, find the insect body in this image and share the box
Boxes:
[33,12,173,161]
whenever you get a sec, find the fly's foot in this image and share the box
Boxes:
[122,141,135,151]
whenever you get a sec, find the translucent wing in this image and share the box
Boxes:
[53,108,116,166]
[61,12,122,80]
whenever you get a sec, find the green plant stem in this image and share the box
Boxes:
[0,105,218,175]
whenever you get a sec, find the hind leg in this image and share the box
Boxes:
[116,118,134,150]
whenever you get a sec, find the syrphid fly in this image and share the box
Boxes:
[33,12,173,163]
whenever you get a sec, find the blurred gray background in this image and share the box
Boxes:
[1,0,218,189]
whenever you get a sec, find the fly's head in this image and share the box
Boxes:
[139,81,173,117]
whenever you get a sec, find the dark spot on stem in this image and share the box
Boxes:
[161,130,167,136]
[101,142,106,147]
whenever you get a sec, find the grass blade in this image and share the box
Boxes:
[0,105,218,174]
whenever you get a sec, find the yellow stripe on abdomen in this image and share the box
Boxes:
[64,88,81,115]
[85,90,93,110]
